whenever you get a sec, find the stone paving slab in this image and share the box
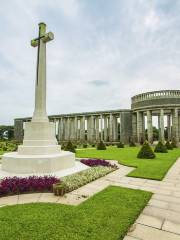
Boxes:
[128,224,180,240]
[162,220,180,235]
[18,193,41,204]
[136,214,163,229]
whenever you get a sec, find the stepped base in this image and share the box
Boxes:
[2,151,75,174]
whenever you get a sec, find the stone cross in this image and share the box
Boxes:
[31,22,54,122]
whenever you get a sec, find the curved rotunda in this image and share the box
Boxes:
[14,90,180,144]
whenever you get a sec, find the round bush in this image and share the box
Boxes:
[117,142,124,148]
[129,141,136,147]
[137,141,156,159]
[154,141,168,153]
[165,140,173,150]
[171,138,177,148]
[64,141,76,153]
[97,141,106,150]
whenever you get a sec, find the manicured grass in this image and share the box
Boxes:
[0,186,151,240]
[76,146,180,180]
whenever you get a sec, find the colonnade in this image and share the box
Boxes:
[55,114,120,143]
[133,108,180,143]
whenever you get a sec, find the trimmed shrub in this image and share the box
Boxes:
[129,141,136,147]
[171,138,177,148]
[83,144,88,148]
[91,144,95,147]
[154,141,168,153]
[0,176,59,197]
[97,141,106,150]
[80,159,117,168]
[117,142,124,148]
[137,141,156,159]
[53,166,114,195]
[64,141,76,153]
[165,140,173,150]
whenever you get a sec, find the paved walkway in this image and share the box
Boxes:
[0,159,180,240]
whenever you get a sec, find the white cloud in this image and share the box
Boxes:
[0,0,180,125]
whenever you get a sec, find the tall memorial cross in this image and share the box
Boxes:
[31,22,54,122]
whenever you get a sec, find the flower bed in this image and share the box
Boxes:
[0,176,59,197]
[80,158,117,168]
[53,166,115,196]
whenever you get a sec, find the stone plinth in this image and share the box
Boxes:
[2,121,75,174]
[2,151,75,174]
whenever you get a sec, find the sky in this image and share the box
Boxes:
[0,0,180,125]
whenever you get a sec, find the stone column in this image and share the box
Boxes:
[109,114,113,142]
[65,117,70,141]
[104,116,108,142]
[90,116,95,143]
[132,113,137,142]
[159,109,164,143]
[113,115,117,141]
[100,115,103,140]
[95,116,99,142]
[147,110,153,143]
[87,116,91,143]
[137,111,144,143]
[172,108,179,143]
[80,116,85,142]
[74,116,78,142]
[58,118,62,142]
[167,114,171,140]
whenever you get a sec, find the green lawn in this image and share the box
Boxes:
[0,186,151,240]
[76,146,180,180]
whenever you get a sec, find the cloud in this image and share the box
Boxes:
[1,0,180,125]
[88,80,109,86]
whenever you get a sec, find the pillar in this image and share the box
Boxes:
[90,116,95,143]
[137,111,144,143]
[132,113,137,142]
[172,108,179,143]
[95,116,99,142]
[159,109,164,143]
[100,115,103,140]
[120,112,132,144]
[58,117,64,142]
[147,110,153,143]
[109,113,113,142]
[65,117,70,141]
[167,114,171,140]
[74,116,78,142]
[80,116,85,142]
[87,116,93,143]
[113,115,117,141]
[104,116,108,142]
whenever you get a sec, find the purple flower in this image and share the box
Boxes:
[0,176,60,197]
[80,159,117,168]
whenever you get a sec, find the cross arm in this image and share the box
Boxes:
[31,32,54,47]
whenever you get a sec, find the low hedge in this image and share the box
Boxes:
[53,166,114,196]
